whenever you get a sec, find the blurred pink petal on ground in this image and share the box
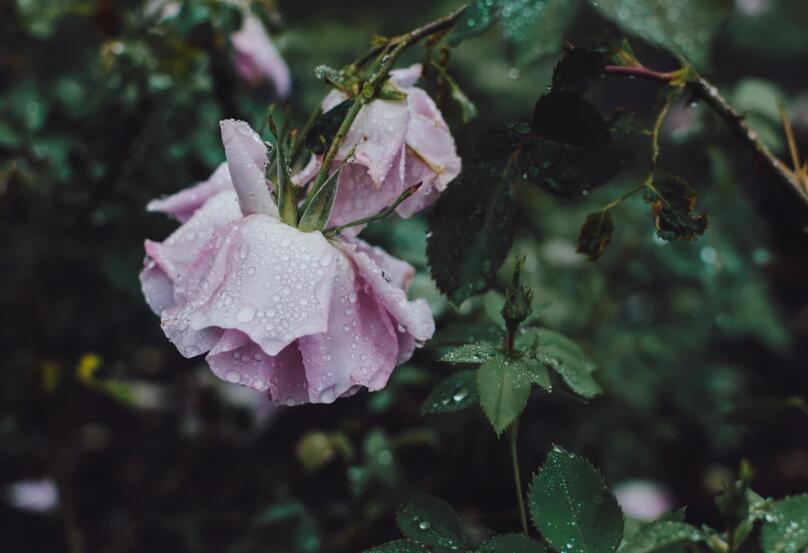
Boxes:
[232,11,292,97]
[614,480,674,521]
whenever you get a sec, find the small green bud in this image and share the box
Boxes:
[501,255,533,333]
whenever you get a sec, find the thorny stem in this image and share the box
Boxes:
[304,5,468,208]
[510,419,529,535]
[601,62,808,206]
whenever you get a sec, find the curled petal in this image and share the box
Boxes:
[404,88,462,189]
[161,214,336,357]
[147,162,233,222]
[389,63,422,88]
[220,119,278,217]
[231,12,291,98]
[206,330,309,405]
[140,260,176,314]
[141,191,242,312]
[292,154,322,187]
[348,237,415,291]
[298,251,399,403]
[342,243,434,342]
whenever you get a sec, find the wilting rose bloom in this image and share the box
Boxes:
[141,120,434,404]
[296,63,461,235]
[231,10,291,97]
[145,0,290,97]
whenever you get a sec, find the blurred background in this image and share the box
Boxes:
[2,0,808,551]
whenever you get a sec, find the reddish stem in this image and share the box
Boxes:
[603,64,676,83]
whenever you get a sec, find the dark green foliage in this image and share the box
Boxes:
[450,0,577,65]
[529,447,623,553]
[552,49,605,94]
[617,521,703,553]
[590,0,732,69]
[304,99,351,155]
[522,91,621,197]
[477,354,532,435]
[427,165,514,305]
[761,495,808,553]
[420,370,478,414]
[395,495,468,551]
[476,533,547,553]
[644,175,708,241]
[576,211,614,260]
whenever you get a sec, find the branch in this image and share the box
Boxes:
[603,64,808,206]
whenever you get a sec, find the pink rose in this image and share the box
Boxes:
[231,10,291,98]
[296,63,461,235]
[141,120,434,404]
[146,0,291,97]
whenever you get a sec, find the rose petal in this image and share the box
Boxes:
[161,214,336,357]
[348,237,415,291]
[205,329,309,405]
[342,243,434,342]
[404,88,462,188]
[147,162,234,222]
[298,250,399,403]
[292,154,322,187]
[389,63,423,88]
[220,119,279,217]
[141,190,242,311]
[231,12,291,97]
[140,260,176,314]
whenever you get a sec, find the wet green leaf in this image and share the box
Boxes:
[529,446,623,553]
[522,92,621,197]
[552,49,606,94]
[576,211,615,261]
[427,165,514,305]
[449,0,500,45]
[395,495,467,550]
[477,354,532,435]
[644,175,708,241]
[501,0,579,66]
[305,99,350,155]
[590,0,732,69]
[364,539,429,553]
[477,533,547,553]
[440,343,500,365]
[421,370,479,414]
[618,521,703,553]
[761,494,808,553]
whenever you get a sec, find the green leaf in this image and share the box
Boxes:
[298,169,340,232]
[761,494,808,553]
[517,356,552,391]
[552,49,606,94]
[440,342,500,364]
[477,533,547,553]
[477,354,532,435]
[305,99,350,155]
[576,211,615,261]
[537,345,601,399]
[644,175,708,241]
[529,446,623,553]
[427,165,514,305]
[395,495,467,551]
[523,329,601,399]
[449,0,500,45]
[363,539,429,553]
[421,370,479,414]
[500,0,579,66]
[522,91,621,198]
[618,521,703,553]
[590,0,731,69]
